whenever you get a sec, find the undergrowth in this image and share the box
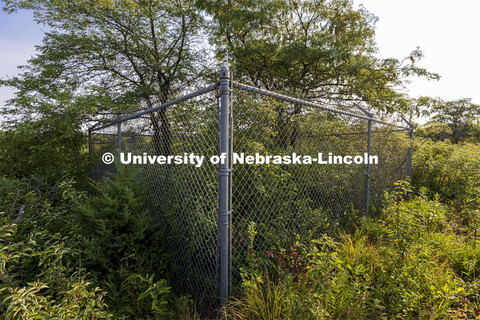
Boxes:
[224,179,480,319]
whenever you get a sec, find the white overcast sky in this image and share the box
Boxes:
[353,0,480,104]
[1,0,479,110]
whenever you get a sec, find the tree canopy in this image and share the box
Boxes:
[419,98,480,143]
[1,0,440,126]
[200,0,439,113]
[1,0,206,126]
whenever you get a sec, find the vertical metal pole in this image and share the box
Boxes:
[117,122,122,152]
[402,116,414,178]
[218,61,230,307]
[407,125,414,177]
[365,119,372,218]
[88,129,93,154]
[354,104,373,218]
[215,80,220,305]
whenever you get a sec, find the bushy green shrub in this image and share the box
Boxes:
[3,280,112,319]
[412,140,480,207]
[0,118,94,188]
[0,223,112,319]
[75,167,168,276]
[0,170,196,319]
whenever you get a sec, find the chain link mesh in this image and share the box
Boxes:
[90,86,220,314]
[229,84,412,291]
[89,78,413,314]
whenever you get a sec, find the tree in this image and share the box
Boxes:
[1,0,207,155]
[421,98,480,143]
[1,0,441,151]
[200,0,439,114]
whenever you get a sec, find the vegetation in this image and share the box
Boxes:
[224,171,480,319]
[221,119,480,319]
[202,0,440,113]
[1,0,479,319]
[1,0,437,131]
[2,135,480,319]
[417,98,480,143]
[0,166,200,319]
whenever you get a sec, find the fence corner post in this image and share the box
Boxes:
[218,60,231,309]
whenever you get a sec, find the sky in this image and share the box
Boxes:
[1,1,479,110]
[353,0,480,104]
[0,4,45,110]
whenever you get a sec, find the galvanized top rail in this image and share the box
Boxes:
[233,82,412,130]
[89,83,218,132]
[89,80,412,132]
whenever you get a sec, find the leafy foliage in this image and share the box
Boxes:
[2,0,440,130]
[0,116,93,187]
[412,140,480,206]
[201,0,439,113]
[75,167,167,276]
[224,181,480,319]
[0,169,197,319]
[417,98,480,143]
[2,0,206,117]
[0,222,113,319]
[0,0,478,318]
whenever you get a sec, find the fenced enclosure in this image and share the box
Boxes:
[88,62,413,314]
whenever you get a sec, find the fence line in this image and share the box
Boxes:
[89,61,414,314]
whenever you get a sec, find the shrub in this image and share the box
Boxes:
[0,171,191,319]
[0,224,112,319]
[3,280,112,320]
[0,118,94,188]
[75,167,168,277]
[412,140,480,207]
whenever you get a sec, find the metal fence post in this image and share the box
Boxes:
[355,104,373,218]
[365,119,372,218]
[88,128,93,154]
[117,122,122,152]
[402,117,414,178]
[218,61,230,307]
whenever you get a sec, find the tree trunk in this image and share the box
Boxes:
[290,103,302,148]
[149,99,171,156]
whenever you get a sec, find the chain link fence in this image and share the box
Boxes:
[89,62,413,315]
